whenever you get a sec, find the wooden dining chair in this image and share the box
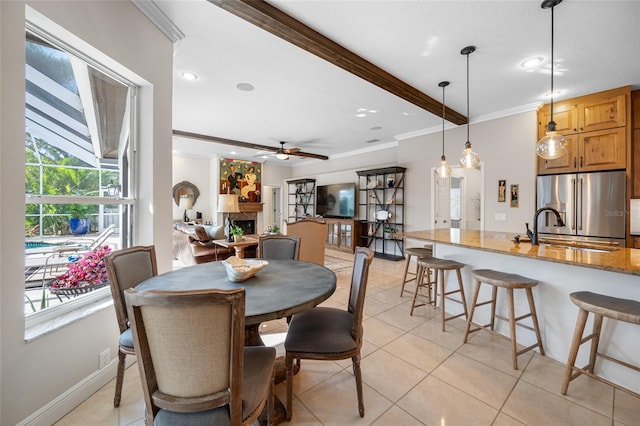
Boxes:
[284,246,374,420]
[258,235,300,260]
[283,219,328,265]
[124,287,276,426]
[104,245,157,407]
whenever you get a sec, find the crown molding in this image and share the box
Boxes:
[395,102,541,141]
[132,0,185,43]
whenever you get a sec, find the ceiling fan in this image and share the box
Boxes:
[172,130,329,160]
[274,141,299,160]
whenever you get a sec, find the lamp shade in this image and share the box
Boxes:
[178,195,193,210]
[218,194,240,213]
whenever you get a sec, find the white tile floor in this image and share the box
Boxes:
[55,251,640,425]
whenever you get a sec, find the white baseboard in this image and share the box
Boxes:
[17,358,128,426]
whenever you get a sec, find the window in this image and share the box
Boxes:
[24,28,136,317]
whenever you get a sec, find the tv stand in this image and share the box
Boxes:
[324,218,359,253]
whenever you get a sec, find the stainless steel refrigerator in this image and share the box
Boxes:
[536,170,626,246]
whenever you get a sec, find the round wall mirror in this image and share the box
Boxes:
[172,181,200,206]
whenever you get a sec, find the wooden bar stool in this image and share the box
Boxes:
[400,246,433,297]
[561,291,640,398]
[411,257,467,332]
[463,269,544,370]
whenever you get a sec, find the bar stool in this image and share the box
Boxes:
[561,291,640,398]
[411,257,467,332]
[400,246,433,297]
[463,269,544,370]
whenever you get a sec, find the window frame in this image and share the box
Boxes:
[24,23,138,327]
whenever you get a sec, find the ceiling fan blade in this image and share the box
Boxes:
[284,147,301,153]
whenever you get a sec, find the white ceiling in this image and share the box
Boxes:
[157,0,640,165]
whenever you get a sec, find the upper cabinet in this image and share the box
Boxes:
[537,86,630,175]
[632,90,640,199]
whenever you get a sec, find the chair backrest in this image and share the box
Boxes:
[258,235,301,260]
[283,219,327,265]
[348,247,374,345]
[105,245,157,334]
[124,288,246,423]
[87,224,116,251]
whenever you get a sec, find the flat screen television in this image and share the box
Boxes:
[316,183,356,218]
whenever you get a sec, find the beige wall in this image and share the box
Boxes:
[0,1,173,424]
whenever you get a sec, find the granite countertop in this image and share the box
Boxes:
[400,229,640,276]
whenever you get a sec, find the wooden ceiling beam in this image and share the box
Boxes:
[209,0,467,125]
[173,130,330,160]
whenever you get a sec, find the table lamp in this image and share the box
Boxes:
[218,194,240,241]
[178,195,193,222]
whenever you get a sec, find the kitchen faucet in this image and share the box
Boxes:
[529,207,565,245]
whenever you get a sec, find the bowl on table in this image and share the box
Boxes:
[222,256,269,282]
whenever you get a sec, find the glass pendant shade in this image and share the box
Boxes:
[436,81,450,178]
[459,45,479,168]
[436,156,451,178]
[459,141,480,168]
[537,0,567,160]
[536,125,568,159]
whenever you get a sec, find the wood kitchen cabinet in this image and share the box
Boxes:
[632,90,640,198]
[537,86,630,175]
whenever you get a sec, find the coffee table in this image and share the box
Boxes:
[212,235,259,258]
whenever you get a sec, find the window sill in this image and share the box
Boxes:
[25,288,113,342]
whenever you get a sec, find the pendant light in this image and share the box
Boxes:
[536,0,567,160]
[436,81,451,178]
[459,46,480,168]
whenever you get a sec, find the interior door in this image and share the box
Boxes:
[434,174,451,229]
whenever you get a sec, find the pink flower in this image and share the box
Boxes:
[53,245,112,288]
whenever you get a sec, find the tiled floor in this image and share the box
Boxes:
[56,252,640,425]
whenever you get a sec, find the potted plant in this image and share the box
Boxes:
[68,204,91,235]
[49,245,112,296]
[269,225,280,235]
[230,225,244,243]
[383,225,397,240]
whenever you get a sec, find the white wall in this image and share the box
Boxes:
[0,2,173,424]
[399,111,537,234]
[288,111,538,236]
[173,156,213,222]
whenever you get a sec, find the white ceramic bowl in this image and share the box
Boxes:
[222,258,269,282]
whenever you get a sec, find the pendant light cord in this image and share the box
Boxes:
[550,4,555,123]
[442,83,446,158]
[466,51,470,142]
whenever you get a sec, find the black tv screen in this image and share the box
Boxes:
[316,183,356,218]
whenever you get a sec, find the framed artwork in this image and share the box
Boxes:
[498,180,506,202]
[219,158,262,202]
[510,184,519,208]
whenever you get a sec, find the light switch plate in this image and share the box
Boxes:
[494,213,507,221]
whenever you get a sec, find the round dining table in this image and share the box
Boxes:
[135,259,337,345]
[135,259,337,425]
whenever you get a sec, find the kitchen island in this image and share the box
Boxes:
[400,229,640,394]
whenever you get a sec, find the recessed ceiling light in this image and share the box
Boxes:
[182,72,198,81]
[230,151,237,155]
[356,113,367,118]
[368,109,378,114]
[520,56,544,69]
[371,126,383,131]
[236,82,255,91]
[357,108,368,112]
[544,90,562,98]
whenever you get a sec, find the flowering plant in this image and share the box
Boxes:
[52,245,111,289]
